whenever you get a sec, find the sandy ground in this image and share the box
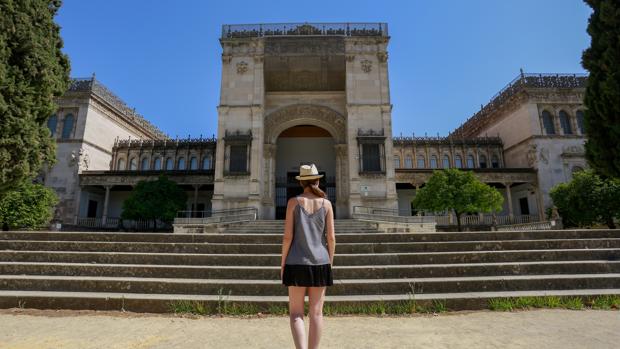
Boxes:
[0,308,618,349]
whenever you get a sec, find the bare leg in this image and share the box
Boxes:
[288,286,307,349]
[307,286,326,349]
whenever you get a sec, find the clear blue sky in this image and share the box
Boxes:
[56,0,591,138]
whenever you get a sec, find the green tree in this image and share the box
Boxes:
[413,169,504,232]
[581,0,620,178]
[550,169,620,228]
[121,175,187,230]
[0,181,58,230]
[0,0,71,197]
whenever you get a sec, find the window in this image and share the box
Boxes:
[190,156,198,170]
[455,155,463,168]
[393,155,400,169]
[430,155,438,168]
[479,155,487,168]
[178,157,186,170]
[230,145,248,172]
[491,155,500,168]
[541,110,555,135]
[417,155,425,168]
[61,114,74,139]
[47,115,57,136]
[559,110,572,134]
[165,158,173,170]
[129,157,137,170]
[117,158,126,170]
[442,155,450,168]
[153,157,161,170]
[202,155,212,170]
[141,158,149,170]
[576,110,585,134]
[467,155,475,168]
[361,143,381,172]
[405,156,413,169]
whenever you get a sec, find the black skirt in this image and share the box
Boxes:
[282,264,334,287]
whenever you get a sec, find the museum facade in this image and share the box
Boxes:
[41,23,588,227]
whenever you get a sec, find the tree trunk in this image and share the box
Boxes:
[455,211,462,232]
[605,217,616,229]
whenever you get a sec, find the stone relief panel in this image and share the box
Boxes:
[263,104,347,143]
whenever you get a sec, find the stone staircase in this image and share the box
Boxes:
[0,220,619,313]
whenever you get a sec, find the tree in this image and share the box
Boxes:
[581,0,620,178]
[413,169,504,231]
[0,181,58,230]
[121,175,187,230]
[0,0,71,197]
[550,169,620,228]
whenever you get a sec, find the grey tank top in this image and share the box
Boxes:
[284,196,331,265]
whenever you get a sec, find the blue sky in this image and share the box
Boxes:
[56,0,591,138]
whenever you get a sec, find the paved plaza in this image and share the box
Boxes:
[1,309,618,348]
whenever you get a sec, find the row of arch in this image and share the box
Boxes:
[394,153,500,169]
[540,109,585,136]
[116,154,214,171]
[47,114,74,139]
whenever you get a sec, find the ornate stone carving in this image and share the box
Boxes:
[345,55,355,62]
[377,52,388,63]
[264,104,347,143]
[79,148,90,171]
[539,147,550,165]
[264,37,345,56]
[527,144,538,168]
[361,59,372,73]
[236,61,248,74]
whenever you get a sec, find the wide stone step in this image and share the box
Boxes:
[3,239,620,254]
[1,274,619,296]
[2,260,619,279]
[1,249,619,266]
[1,289,619,312]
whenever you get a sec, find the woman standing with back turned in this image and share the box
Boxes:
[281,163,336,349]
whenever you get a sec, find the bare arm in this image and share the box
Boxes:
[281,198,296,271]
[325,200,336,265]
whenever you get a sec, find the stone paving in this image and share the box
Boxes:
[1,309,619,348]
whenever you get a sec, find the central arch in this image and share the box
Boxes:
[262,104,349,219]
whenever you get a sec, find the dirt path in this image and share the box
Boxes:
[0,308,618,348]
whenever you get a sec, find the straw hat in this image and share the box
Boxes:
[295,164,324,180]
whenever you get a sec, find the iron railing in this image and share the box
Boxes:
[222,23,388,39]
[174,207,258,225]
[352,206,436,224]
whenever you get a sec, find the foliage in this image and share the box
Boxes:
[0,0,71,197]
[413,169,504,231]
[549,169,620,228]
[581,0,620,178]
[0,181,58,229]
[121,175,187,227]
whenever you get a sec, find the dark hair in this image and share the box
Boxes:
[299,178,327,198]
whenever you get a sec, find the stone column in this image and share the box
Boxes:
[504,182,514,220]
[263,143,277,219]
[334,143,348,219]
[102,185,112,226]
[193,185,200,215]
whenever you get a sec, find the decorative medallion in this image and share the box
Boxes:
[236,61,248,74]
[361,59,372,73]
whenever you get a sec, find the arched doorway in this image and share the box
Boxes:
[274,125,336,219]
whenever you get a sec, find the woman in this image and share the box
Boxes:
[281,163,336,349]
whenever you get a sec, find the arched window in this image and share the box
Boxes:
[202,155,212,170]
[153,157,162,170]
[576,110,585,134]
[165,158,173,170]
[559,110,573,134]
[541,110,555,135]
[455,155,463,168]
[141,158,149,170]
[479,154,487,168]
[61,114,74,139]
[393,155,400,169]
[491,155,500,168]
[190,156,198,170]
[117,158,126,170]
[177,157,186,170]
[129,157,137,170]
[405,156,413,169]
[417,155,425,168]
[430,155,438,169]
[467,155,475,168]
[47,115,57,136]
[442,155,450,168]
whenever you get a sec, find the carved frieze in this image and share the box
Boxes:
[264,37,345,56]
[264,104,347,143]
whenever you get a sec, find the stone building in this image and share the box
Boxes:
[43,23,588,227]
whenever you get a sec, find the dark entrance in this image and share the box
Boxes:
[87,200,98,218]
[275,171,335,219]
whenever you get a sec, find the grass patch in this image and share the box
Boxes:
[588,295,620,310]
[488,295,616,311]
